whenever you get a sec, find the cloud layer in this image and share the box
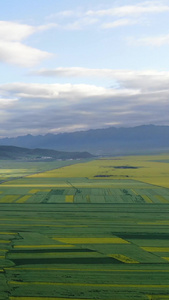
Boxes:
[34,68,169,91]
[0,69,169,137]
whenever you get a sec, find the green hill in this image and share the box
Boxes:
[0,145,93,161]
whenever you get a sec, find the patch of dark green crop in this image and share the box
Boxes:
[94,175,113,177]
[10,248,95,254]
[51,189,65,195]
[12,257,122,265]
[50,189,65,195]
[114,166,139,169]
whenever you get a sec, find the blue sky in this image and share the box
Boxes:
[0,0,169,137]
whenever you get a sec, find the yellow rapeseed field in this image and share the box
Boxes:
[28,189,41,194]
[28,154,169,188]
[54,237,129,244]
[0,195,20,203]
[163,257,169,262]
[0,169,31,178]
[141,247,169,252]
[109,254,139,263]
[142,195,153,203]
[16,195,31,203]
[155,195,169,203]
[65,195,74,203]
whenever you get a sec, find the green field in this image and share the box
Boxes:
[1,155,169,300]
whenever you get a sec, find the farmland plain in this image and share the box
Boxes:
[0,154,169,300]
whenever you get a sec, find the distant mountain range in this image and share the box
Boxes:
[0,125,169,155]
[0,146,93,160]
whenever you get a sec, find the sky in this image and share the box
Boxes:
[1,0,169,137]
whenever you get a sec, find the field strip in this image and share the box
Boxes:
[142,195,153,203]
[155,195,169,203]
[9,252,101,258]
[0,269,4,272]
[1,184,71,187]
[0,195,20,203]
[0,223,88,228]
[9,298,107,300]
[6,267,169,272]
[147,296,169,299]
[86,195,90,203]
[28,189,40,193]
[0,217,129,224]
[138,222,169,225]
[0,255,5,258]
[65,195,74,203]
[0,218,88,223]
[162,257,169,262]
[141,247,169,252]
[16,195,31,203]
[55,238,129,244]
[131,189,137,195]
[109,254,139,264]
[0,183,148,188]
[13,245,75,249]
[0,232,17,235]
[0,218,48,221]
[8,281,169,288]
[0,240,11,243]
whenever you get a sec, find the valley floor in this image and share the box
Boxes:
[0,155,169,300]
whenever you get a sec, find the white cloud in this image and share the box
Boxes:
[136,34,169,46]
[0,21,52,67]
[101,18,139,29]
[33,67,169,91]
[48,2,169,21]
[48,10,77,19]
[1,82,139,101]
[86,2,169,17]
[0,21,36,41]
[37,23,59,31]
[64,17,98,30]
[46,9,97,30]
[0,41,51,67]
[46,2,169,31]
[0,97,18,108]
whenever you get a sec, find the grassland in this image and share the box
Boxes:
[0,154,169,300]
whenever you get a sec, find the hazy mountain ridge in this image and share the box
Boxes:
[0,146,93,160]
[1,125,169,155]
